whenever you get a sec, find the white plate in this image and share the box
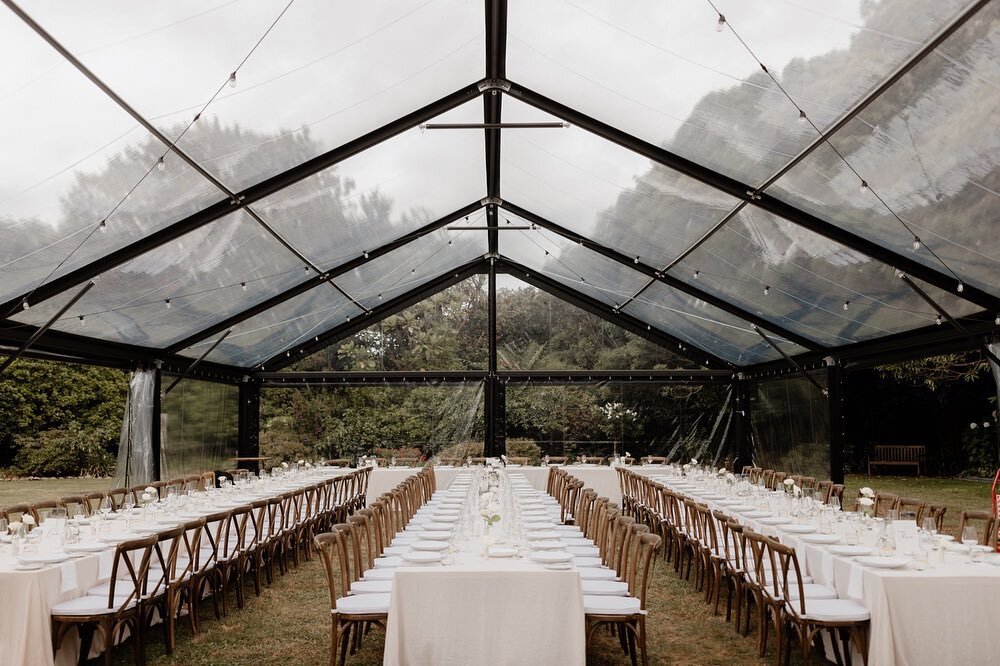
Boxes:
[828,545,873,557]
[419,531,451,541]
[525,530,562,540]
[64,542,108,553]
[14,562,44,571]
[523,522,557,531]
[800,534,841,545]
[727,505,756,513]
[488,546,516,558]
[531,551,573,564]
[402,551,442,564]
[743,511,772,519]
[421,522,454,531]
[431,515,460,523]
[759,517,793,526]
[530,540,565,550]
[780,525,817,535]
[717,499,744,506]
[700,494,726,500]
[411,540,450,552]
[18,552,69,564]
[935,534,955,542]
[854,556,909,569]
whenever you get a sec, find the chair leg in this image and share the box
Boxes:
[77,624,95,666]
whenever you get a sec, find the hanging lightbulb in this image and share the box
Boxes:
[693,270,700,279]
[935,315,942,325]
[580,277,586,283]
[156,156,165,171]
[98,219,107,233]
[377,293,383,300]
[363,251,369,259]
[763,285,770,295]
[798,109,807,125]
[634,255,640,264]
[21,300,29,310]
[715,13,726,31]
[228,71,237,88]
[912,238,921,251]
[165,299,171,309]
[995,314,1000,326]
[241,282,247,291]
[859,180,869,193]
[957,280,964,293]
[78,315,85,326]
[843,300,850,311]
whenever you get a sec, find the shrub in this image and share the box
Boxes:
[374,446,424,461]
[12,425,116,477]
[259,429,313,464]
[436,441,483,461]
[505,438,541,464]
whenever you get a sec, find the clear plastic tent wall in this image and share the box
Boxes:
[749,372,830,480]
[113,369,156,487]
[160,378,238,478]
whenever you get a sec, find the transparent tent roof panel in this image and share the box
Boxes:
[254,99,487,271]
[770,0,1000,297]
[671,205,982,347]
[16,1,486,193]
[181,283,364,368]
[500,215,649,309]
[0,9,224,304]
[336,221,488,311]
[9,210,308,347]
[623,281,807,366]
[501,97,738,269]
[507,0,970,188]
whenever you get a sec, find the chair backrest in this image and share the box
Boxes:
[958,510,996,546]
[60,495,90,517]
[719,519,744,572]
[771,472,787,489]
[765,536,809,617]
[799,476,817,491]
[102,535,158,612]
[872,492,899,517]
[626,533,661,609]
[546,456,568,465]
[760,469,774,488]
[104,489,127,512]
[580,456,604,465]
[816,480,833,504]
[152,525,186,594]
[927,504,947,532]
[324,458,351,467]
[30,500,59,522]
[748,467,763,484]
[0,503,33,526]
[830,484,845,504]
[896,497,926,524]
[314,527,351,611]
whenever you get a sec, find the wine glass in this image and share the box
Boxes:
[99,496,113,519]
[123,493,136,513]
[921,517,937,538]
[961,525,980,562]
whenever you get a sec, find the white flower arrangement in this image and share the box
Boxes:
[718,467,727,475]
[297,459,305,465]
[217,475,227,483]
[144,486,155,495]
[9,520,22,531]
[624,451,631,458]
[859,487,875,498]
[141,492,153,502]
[793,485,802,497]
[22,514,35,526]
[682,463,691,471]
[858,497,875,507]
[783,478,795,486]
[281,462,289,469]
[690,458,698,465]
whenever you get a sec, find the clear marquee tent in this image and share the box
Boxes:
[1,0,998,483]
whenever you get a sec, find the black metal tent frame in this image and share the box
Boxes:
[1,0,997,480]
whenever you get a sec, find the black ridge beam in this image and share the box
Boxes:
[163,329,231,395]
[0,322,245,381]
[263,258,490,371]
[496,257,731,370]
[751,324,828,395]
[500,201,821,351]
[504,82,1000,315]
[0,83,483,318]
[166,201,484,353]
[500,369,732,384]
[258,370,483,385]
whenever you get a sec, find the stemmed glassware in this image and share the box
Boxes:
[961,525,980,563]
[99,496,113,519]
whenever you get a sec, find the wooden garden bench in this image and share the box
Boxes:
[867,445,926,475]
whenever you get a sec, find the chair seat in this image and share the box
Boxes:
[787,583,838,601]
[351,579,393,594]
[53,595,136,617]
[573,556,604,568]
[382,546,410,556]
[577,567,618,580]
[363,568,396,581]
[583,595,641,615]
[335,593,390,615]
[789,598,870,622]
[562,537,594,547]
[580,580,629,596]
[567,546,601,557]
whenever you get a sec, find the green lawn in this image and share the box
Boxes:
[1,473,992,665]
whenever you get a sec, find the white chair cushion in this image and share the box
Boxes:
[786,583,838,601]
[583,595,641,615]
[577,568,618,580]
[350,580,393,594]
[363,568,396,581]
[52,595,136,616]
[374,556,402,568]
[335,593,390,615]
[790,598,870,623]
[562,537,594,547]
[573,556,604,568]
[567,546,601,557]
[580,580,629,596]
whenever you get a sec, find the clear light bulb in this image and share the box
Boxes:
[157,156,165,171]
[377,293,382,300]
[634,256,640,264]
[363,251,369,259]
[957,281,964,293]
[715,14,726,31]
[912,238,921,251]
[21,301,29,310]
[165,299,171,309]
[763,285,770,295]
[99,220,107,233]
[241,282,247,291]
[995,314,1000,326]
[228,72,237,88]
[798,110,807,124]
[78,315,85,326]
[693,270,700,279]
[935,315,942,325]
[843,300,850,311]
[860,180,868,193]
